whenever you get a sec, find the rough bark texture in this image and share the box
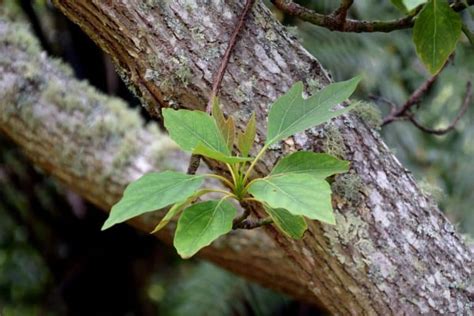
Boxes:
[7,0,474,314]
[0,18,312,304]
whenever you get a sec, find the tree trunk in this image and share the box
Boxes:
[8,1,474,313]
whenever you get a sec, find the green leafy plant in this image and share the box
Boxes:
[102,76,360,258]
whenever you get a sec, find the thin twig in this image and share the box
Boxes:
[382,72,441,126]
[205,0,256,113]
[408,82,472,135]
[462,23,474,46]
[332,0,354,28]
[187,0,255,175]
[232,209,251,227]
[271,0,473,33]
[233,216,273,230]
[187,154,202,174]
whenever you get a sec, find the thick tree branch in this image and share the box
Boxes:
[0,19,314,305]
[18,1,474,313]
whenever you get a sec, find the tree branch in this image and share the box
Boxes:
[408,81,472,135]
[380,59,470,134]
[331,0,354,29]
[26,1,474,313]
[382,72,441,126]
[271,0,422,32]
[233,216,273,230]
[0,18,314,305]
[462,23,474,46]
[271,0,473,33]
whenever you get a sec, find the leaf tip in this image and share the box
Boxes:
[177,250,193,259]
[325,215,337,226]
[101,220,113,231]
[349,74,363,86]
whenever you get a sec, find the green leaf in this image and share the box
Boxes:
[263,205,307,239]
[413,0,462,74]
[150,200,188,234]
[266,76,361,145]
[248,174,335,224]
[174,199,237,258]
[102,171,204,230]
[212,98,235,151]
[193,143,252,163]
[163,108,230,155]
[237,112,256,157]
[271,152,349,179]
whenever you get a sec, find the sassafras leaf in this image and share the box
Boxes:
[271,152,349,179]
[266,76,360,145]
[248,173,336,225]
[263,205,307,239]
[174,199,236,258]
[103,171,204,230]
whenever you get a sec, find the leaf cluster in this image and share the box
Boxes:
[103,77,360,258]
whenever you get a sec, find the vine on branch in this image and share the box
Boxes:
[186,0,255,175]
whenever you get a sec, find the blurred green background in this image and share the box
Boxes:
[0,0,472,315]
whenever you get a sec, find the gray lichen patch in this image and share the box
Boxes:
[0,20,40,55]
[351,101,382,130]
[332,172,366,205]
[307,78,324,95]
[321,124,347,159]
[323,210,374,271]
[0,16,174,189]
[172,55,192,86]
[418,179,445,203]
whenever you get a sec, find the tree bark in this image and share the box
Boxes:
[0,17,314,305]
[7,1,474,313]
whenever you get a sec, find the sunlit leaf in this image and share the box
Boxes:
[266,77,360,145]
[103,171,204,230]
[271,152,349,179]
[163,108,229,155]
[248,174,335,224]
